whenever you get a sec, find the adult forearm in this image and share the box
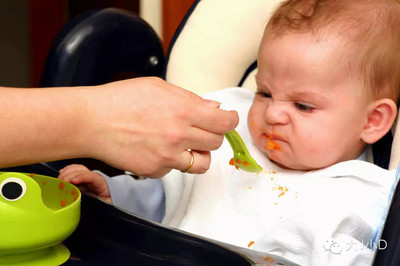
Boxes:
[0,86,91,166]
[0,77,239,176]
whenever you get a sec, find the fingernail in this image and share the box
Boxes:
[204,99,221,108]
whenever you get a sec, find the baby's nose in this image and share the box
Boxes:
[265,101,289,125]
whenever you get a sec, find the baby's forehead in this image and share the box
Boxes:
[263,22,359,50]
[263,1,385,55]
[261,29,358,67]
[266,0,389,38]
[257,32,368,98]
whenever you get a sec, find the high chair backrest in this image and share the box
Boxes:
[166,0,280,94]
[165,0,400,171]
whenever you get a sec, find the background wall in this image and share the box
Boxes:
[0,0,194,87]
[0,1,30,87]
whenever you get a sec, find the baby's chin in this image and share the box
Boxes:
[263,149,331,171]
[262,150,295,170]
[257,143,338,171]
[269,156,337,171]
[268,158,292,170]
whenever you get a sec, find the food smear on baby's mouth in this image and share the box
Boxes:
[264,134,281,151]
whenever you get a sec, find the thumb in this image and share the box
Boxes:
[175,87,221,107]
[185,90,221,108]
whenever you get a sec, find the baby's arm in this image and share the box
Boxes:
[59,164,166,222]
[58,164,111,203]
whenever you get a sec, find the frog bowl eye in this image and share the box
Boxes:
[0,177,27,201]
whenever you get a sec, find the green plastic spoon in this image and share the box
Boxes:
[224,130,263,173]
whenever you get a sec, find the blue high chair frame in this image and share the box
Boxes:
[4,2,400,265]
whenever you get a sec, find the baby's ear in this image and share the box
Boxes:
[361,98,397,144]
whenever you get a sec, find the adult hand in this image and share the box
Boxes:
[83,77,239,177]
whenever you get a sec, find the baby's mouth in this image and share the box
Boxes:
[264,132,284,142]
[263,133,282,152]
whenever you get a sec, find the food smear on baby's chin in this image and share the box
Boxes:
[264,135,281,151]
[267,139,281,151]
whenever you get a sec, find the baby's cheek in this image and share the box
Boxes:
[297,145,334,169]
[248,120,261,132]
[295,141,319,158]
[248,120,260,137]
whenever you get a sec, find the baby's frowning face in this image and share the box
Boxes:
[248,32,369,170]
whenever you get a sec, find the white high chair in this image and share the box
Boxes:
[165,2,400,265]
[16,0,400,265]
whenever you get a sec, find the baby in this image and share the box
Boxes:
[59,0,400,265]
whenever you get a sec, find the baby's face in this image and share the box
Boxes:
[248,32,369,170]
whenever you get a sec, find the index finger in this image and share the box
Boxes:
[163,80,221,107]
[189,105,239,134]
[162,79,239,132]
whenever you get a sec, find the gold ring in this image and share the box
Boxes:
[181,150,194,173]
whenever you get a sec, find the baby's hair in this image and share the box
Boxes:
[266,0,400,103]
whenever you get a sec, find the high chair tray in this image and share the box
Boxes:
[62,195,252,266]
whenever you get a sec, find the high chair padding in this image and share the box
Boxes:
[166,0,285,94]
[40,8,164,87]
